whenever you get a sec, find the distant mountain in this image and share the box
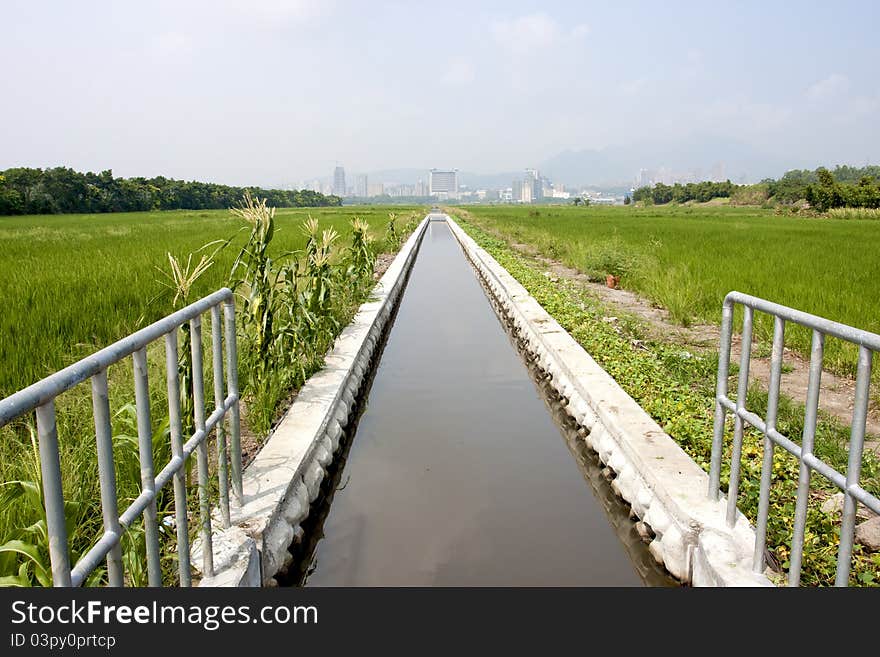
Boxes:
[303,137,797,191]
[362,168,431,184]
[539,136,789,187]
[362,168,521,189]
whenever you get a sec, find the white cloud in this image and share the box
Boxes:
[152,0,332,33]
[806,74,850,102]
[491,13,562,51]
[620,78,648,96]
[848,95,880,117]
[490,13,590,56]
[571,23,591,39]
[679,48,705,80]
[700,98,793,134]
[239,0,329,24]
[151,32,194,56]
[441,56,475,85]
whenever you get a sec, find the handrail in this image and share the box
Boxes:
[710,291,878,587]
[0,288,242,587]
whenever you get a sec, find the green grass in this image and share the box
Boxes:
[0,205,422,586]
[454,215,880,586]
[457,204,880,380]
[0,206,415,398]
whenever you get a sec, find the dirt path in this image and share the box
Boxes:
[506,240,880,449]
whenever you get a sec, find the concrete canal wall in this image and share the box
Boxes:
[194,215,430,587]
[445,216,771,587]
[196,212,771,587]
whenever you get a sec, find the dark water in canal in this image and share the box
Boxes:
[290,218,674,586]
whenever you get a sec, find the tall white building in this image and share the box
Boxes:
[429,169,459,200]
[525,168,542,202]
[333,166,346,197]
[355,175,368,197]
[520,177,533,203]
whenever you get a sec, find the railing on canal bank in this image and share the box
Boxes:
[0,288,241,587]
[711,291,880,586]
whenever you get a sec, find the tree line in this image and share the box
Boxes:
[765,166,880,210]
[632,165,880,210]
[631,180,736,205]
[0,167,342,215]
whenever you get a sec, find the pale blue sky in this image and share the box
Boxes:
[1,1,878,185]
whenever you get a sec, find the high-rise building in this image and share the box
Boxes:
[525,169,542,202]
[367,182,385,197]
[415,178,426,197]
[355,175,368,197]
[333,166,346,197]
[429,169,459,200]
[521,178,533,203]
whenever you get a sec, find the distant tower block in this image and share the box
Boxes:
[333,166,346,197]
[355,175,368,198]
[429,169,459,200]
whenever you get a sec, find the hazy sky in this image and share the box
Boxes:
[2,0,878,185]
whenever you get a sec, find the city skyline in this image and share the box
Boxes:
[301,158,740,199]
[1,2,878,188]
[306,163,626,203]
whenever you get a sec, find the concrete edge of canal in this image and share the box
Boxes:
[195,211,772,587]
[193,214,432,587]
[445,215,772,588]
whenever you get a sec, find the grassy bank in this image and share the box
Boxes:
[0,205,423,586]
[0,206,419,398]
[458,204,880,382]
[454,214,880,586]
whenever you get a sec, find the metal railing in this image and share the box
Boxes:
[709,291,880,586]
[0,288,241,587]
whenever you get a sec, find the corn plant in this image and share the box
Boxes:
[301,228,341,347]
[228,193,284,433]
[346,218,375,298]
[230,192,277,375]
[386,212,399,249]
[155,245,225,488]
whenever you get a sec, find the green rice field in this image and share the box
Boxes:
[0,206,415,399]
[0,204,421,586]
[457,204,880,381]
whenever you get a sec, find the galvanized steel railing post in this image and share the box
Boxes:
[132,347,162,586]
[189,316,214,578]
[753,316,785,573]
[211,306,230,527]
[726,305,754,527]
[789,330,824,586]
[709,299,734,499]
[834,345,873,587]
[165,330,192,587]
[90,370,125,586]
[35,401,72,587]
[224,299,243,503]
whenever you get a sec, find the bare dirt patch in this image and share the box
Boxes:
[373,251,396,279]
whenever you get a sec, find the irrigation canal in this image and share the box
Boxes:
[282,215,675,586]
